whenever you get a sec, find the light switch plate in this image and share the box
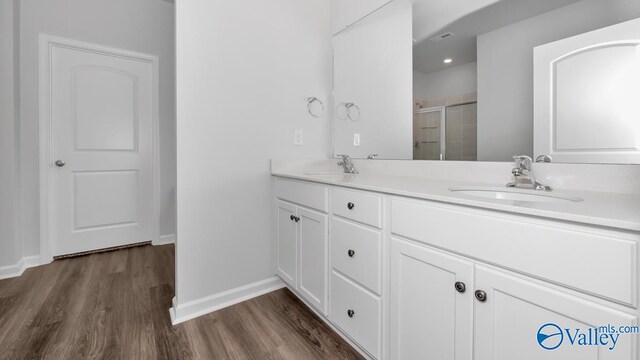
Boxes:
[294,129,304,145]
[353,133,361,147]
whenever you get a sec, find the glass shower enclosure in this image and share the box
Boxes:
[413,102,477,161]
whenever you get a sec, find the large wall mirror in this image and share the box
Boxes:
[333,0,640,163]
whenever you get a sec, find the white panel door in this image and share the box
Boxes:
[276,200,297,288]
[475,266,638,360]
[534,17,640,164]
[390,238,474,360]
[51,45,154,256]
[298,208,328,314]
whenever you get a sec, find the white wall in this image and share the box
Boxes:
[0,0,20,269]
[477,0,640,161]
[16,0,176,259]
[175,0,332,306]
[413,62,477,103]
[333,0,413,160]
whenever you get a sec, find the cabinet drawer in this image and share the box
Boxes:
[330,272,381,359]
[391,199,638,306]
[276,178,328,212]
[331,218,382,294]
[331,188,382,228]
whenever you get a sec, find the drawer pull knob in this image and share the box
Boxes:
[293,216,300,223]
[347,202,355,210]
[290,215,295,221]
[475,290,487,302]
[454,281,466,293]
[348,249,355,257]
[347,309,355,318]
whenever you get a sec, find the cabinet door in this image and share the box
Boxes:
[533,17,640,164]
[298,208,328,314]
[390,238,474,360]
[276,200,297,288]
[475,266,638,360]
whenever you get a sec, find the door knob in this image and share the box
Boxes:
[347,249,355,257]
[347,202,355,210]
[55,160,66,167]
[475,290,487,302]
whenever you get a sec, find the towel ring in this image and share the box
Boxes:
[346,103,360,121]
[307,97,324,118]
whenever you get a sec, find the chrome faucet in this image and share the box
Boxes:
[507,155,551,191]
[337,154,359,174]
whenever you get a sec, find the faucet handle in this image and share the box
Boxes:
[336,154,351,162]
[535,155,552,163]
[512,155,532,171]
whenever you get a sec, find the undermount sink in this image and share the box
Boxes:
[449,186,583,204]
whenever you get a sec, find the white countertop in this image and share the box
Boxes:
[272,170,640,232]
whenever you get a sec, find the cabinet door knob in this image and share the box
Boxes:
[347,249,355,257]
[55,160,66,167]
[294,216,300,223]
[475,290,487,302]
[454,281,466,293]
[347,309,355,318]
[347,202,355,210]
[290,215,295,221]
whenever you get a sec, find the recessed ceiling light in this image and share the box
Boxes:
[443,58,453,64]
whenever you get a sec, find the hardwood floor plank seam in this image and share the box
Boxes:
[0,245,362,360]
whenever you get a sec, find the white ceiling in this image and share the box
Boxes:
[413,0,583,74]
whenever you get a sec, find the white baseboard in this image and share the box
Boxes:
[156,233,176,245]
[169,276,285,325]
[0,255,42,280]
[169,296,177,324]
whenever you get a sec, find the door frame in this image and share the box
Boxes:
[38,34,160,264]
[414,106,445,160]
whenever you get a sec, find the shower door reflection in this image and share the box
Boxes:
[413,102,477,161]
[413,107,444,160]
[445,102,477,161]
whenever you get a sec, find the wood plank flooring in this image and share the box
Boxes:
[0,245,363,360]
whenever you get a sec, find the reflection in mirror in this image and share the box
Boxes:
[333,0,640,163]
[534,17,640,164]
[333,0,413,160]
[413,0,640,162]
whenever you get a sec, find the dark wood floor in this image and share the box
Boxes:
[0,244,363,360]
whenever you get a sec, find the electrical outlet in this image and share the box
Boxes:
[353,133,361,147]
[294,129,304,145]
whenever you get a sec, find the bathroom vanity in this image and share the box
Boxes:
[275,0,640,358]
[271,161,640,360]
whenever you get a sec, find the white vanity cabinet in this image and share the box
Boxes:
[474,266,638,360]
[390,238,638,360]
[273,175,639,360]
[390,198,639,360]
[275,178,329,315]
